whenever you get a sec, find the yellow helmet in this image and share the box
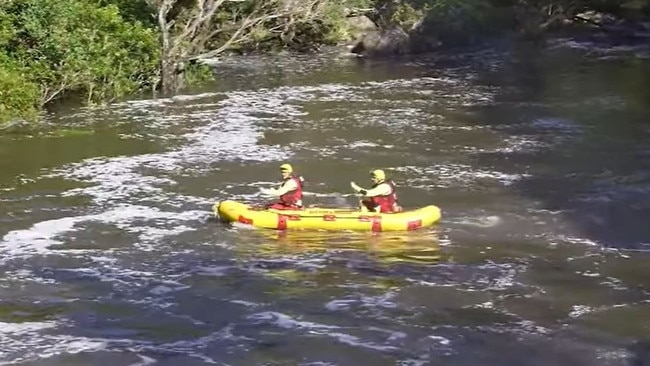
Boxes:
[279,163,293,173]
[370,169,385,181]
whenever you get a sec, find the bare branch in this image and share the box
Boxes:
[41,76,70,106]
[191,13,286,60]
[169,0,229,57]
[147,0,335,93]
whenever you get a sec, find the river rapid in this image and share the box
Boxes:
[1,36,649,365]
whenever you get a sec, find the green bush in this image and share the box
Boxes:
[98,0,155,26]
[4,0,160,105]
[0,55,40,123]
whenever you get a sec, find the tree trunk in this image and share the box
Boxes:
[149,0,324,94]
[156,0,179,95]
[160,59,176,95]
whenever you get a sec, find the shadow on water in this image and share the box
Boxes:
[629,340,650,366]
[465,40,650,249]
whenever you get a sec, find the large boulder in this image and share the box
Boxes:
[408,19,443,54]
[348,15,445,58]
[346,15,378,36]
[350,26,411,57]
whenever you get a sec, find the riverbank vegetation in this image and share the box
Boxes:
[1,0,649,127]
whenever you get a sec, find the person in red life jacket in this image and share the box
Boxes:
[350,169,403,213]
[262,163,304,210]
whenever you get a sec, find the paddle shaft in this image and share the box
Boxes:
[302,191,358,198]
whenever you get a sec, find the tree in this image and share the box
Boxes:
[145,0,340,94]
[5,0,159,106]
[1,0,160,124]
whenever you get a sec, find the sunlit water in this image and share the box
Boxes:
[1,36,649,365]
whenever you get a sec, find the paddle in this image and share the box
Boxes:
[256,187,357,208]
[258,188,356,198]
[302,191,357,198]
[305,191,357,208]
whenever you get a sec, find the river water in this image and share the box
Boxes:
[1,36,649,365]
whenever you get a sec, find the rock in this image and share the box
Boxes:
[573,10,650,40]
[350,26,410,57]
[345,15,378,44]
[349,22,442,58]
[573,10,618,27]
[408,18,442,54]
[0,119,32,133]
[192,57,221,67]
[408,34,442,54]
[346,15,378,34]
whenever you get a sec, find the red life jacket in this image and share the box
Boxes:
[370,180,400,213]
[279,175,304,208]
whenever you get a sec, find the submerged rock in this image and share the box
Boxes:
[0,119,32,134]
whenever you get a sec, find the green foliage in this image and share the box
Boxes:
[0,6,38,124]
[98,0,155,26]
[391,2,428,30]
[320,1,358,43]
[183,63,215,86]
[5,0,160,105]
[0,11,15,47]
[0,0,160,125]
[0,54,40,123]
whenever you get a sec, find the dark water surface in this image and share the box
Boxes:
[1,37,649,365]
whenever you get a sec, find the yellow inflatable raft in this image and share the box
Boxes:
[213,200,441,232]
